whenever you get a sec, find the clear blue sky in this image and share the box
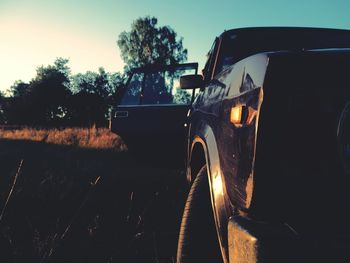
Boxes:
[1,0,350,92]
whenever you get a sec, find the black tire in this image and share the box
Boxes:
[177,166,223,263]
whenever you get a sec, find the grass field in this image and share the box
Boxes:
[0,128,188,262]
[0,127,128,151]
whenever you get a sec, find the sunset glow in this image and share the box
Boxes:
[0,13,123,92]
[1,0,349,93]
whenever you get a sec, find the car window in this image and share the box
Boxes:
[141,68,196,105]
[142,71,171,104]
[203,38,219,81]
[215,35,237,75]
[165,68,196,105]
[119,72,143,105]
[119,65,196,106]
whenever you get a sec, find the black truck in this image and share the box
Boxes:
[112,27,350,262]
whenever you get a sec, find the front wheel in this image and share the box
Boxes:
[177,166,223,263]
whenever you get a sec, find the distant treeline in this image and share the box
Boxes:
[0,16,188,128]
[0,58,125,127]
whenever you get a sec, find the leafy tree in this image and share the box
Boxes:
[3,81,31,124]
[8,80,30,98]
[69,70,107,127]
[117,16,187,70]
[0,91,5,124]
[117,16,188,105]
[67,91,107,127]
[107,71,126,109]
[71,71,99,94]
[27,58,72,125]
[70,68,125,126]
[94,67,110,99]
[173,89,192,104]
[54,57,71,78]
[4,58,72,126]
[109,72,125,91]
[71,68,124,98]
[4,56,127,127]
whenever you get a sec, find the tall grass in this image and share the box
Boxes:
[0,127,127,151]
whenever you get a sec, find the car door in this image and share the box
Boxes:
[111,63,198,166]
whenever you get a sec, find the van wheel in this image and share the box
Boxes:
[177,166,223,263]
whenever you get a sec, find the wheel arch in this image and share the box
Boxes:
[188,127,231,263]
[188,140,207,184]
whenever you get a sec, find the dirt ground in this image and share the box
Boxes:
[0,139,188,263]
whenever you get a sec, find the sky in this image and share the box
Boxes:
[1,0,350,93]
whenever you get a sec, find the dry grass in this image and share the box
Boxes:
[0,127,127,151]
[0,137,185,262]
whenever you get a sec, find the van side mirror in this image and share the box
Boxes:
[180,74,204,89]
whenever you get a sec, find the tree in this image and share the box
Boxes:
[117,16,187,70]
[0,91,5,124]
[173,89,192,104]
[108,72,126,104]
[117,16,188,105]
[26,58,72,125]
[54,57,71,77]
[3,81,30,124]
[71,68,124,99]
[8,80,30,98]
[71,71,99,95]
[70,69,125,126]
[67,91,107,127]
[3,58,72,126]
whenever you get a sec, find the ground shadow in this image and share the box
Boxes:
[0,139,188,262]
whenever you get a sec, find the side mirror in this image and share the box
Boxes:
[180,74,204,89]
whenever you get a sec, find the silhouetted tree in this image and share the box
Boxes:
[3,81,31,124]
[67,91,106,127]
[54,57,71,78]
[108,72,126,105]
[173,89,192,104]
[95,67,110,99]
[4,58,126,127]
[70,69,125,126]
[27,58,72,126]
[72,68,124,98]
[117,16,188,104]
[117,16,187,71]
[4,58,71,126]
[8,80,30,98]
[71,71,98,94]
[0,91,5,124]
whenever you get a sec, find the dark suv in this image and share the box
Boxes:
[176,27,350,263]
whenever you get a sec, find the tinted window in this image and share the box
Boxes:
[216,28,350,75]
[203,39,219,81]
[119,65,196,106]
[142,71,171,104]
[142,69,195,105]
[119,72,143,105]
[165,68,195,105]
